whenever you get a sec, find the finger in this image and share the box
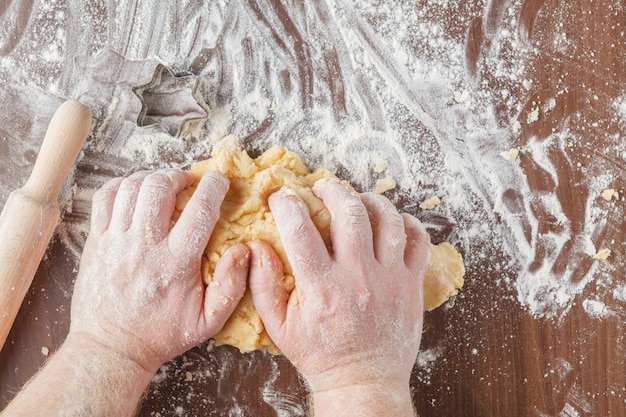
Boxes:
[90,177,124,236]
[402,213,431,281]
[268,188,331,286]
[201,244,249,337]
[132,170,195,241]
[247,240,290,342]
[361,193,406,266]
[311,178,374,261]
[108,170,152,233]
[168,172,229,260]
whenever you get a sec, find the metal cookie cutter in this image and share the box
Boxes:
[132,64,209,137]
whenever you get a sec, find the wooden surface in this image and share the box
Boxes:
[1,1,626,416]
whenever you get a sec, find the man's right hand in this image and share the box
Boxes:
[248,178,430,416]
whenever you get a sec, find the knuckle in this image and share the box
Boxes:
[386,234,405,254]
[384,210,405,229]
[291,220,312,240]
[191,195,221,224]
[92,186,116,206]
[201,171,229,192]
[342,198,368,220]
[121,171,150,188]
[282,215,313,241]
[142,172,172,192]
[113,176,145,200]
[364,193,401,219]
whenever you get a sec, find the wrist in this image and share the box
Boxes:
[63,331,157,383]
[309,380,415,417]
[303,360,412,393]
[304,363,415,417]
[2,332,157,416]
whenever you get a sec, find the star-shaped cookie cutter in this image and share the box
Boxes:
[132,64,209,137]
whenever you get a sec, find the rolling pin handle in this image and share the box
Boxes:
[22,100,92,204]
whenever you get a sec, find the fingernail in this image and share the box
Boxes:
[223,244,250,268]
[166,170,183,189]
[182,171,198,185]
[201,171,229,190]
[247,240,281,272]
[238,250,251,269]
[316,177,338,185]
[312,177,337,190]
[269,187,292,205]
[276,186,298,198]
[404,213,429,235]
[271,188,308,214]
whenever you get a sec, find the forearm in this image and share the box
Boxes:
[2,334,155,417]
[309,381,416,417]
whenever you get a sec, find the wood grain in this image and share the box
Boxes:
[1,1,625,416]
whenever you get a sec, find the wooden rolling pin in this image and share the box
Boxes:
[0,100,92,351]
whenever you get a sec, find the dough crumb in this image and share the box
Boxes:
[512,121,522,133]
[593,248,611,260]
[454,90,470,103]
[41,346,49,356]
[373,159,388,173]
[601,188,618,201]
[528,107,540,123]
[420,196,441,209]
[374,176,396,193]
[500,148,520,161]
[185,371,193,382]
[289,292,299,306]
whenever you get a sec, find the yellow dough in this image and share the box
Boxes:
[424,242,465,311]
[174,136,465,354]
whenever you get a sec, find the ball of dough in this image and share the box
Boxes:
[174,136,464,354]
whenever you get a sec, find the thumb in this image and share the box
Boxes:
[248,240,289,341]
[202,244,249,337]
[169,172,229,261]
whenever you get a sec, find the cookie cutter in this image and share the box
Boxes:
[132,64,209,137]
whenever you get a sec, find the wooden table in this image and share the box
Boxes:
[1,1,625,415]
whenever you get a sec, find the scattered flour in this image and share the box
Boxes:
[613,285,626,303]
[582,299,612,319]
[414,347,443,385]
[2,0,626,414]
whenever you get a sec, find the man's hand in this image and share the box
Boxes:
[248,178,431,416]
[2,169,249,417]
[69,170,249,373]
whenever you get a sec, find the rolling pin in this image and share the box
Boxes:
[0,100,92,351]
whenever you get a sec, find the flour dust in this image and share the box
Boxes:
[1,0,626,415]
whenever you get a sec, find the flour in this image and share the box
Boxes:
[582,299,612,319]
[2,0,626,414]
[612,285,626,303]
[414,347,443,385]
